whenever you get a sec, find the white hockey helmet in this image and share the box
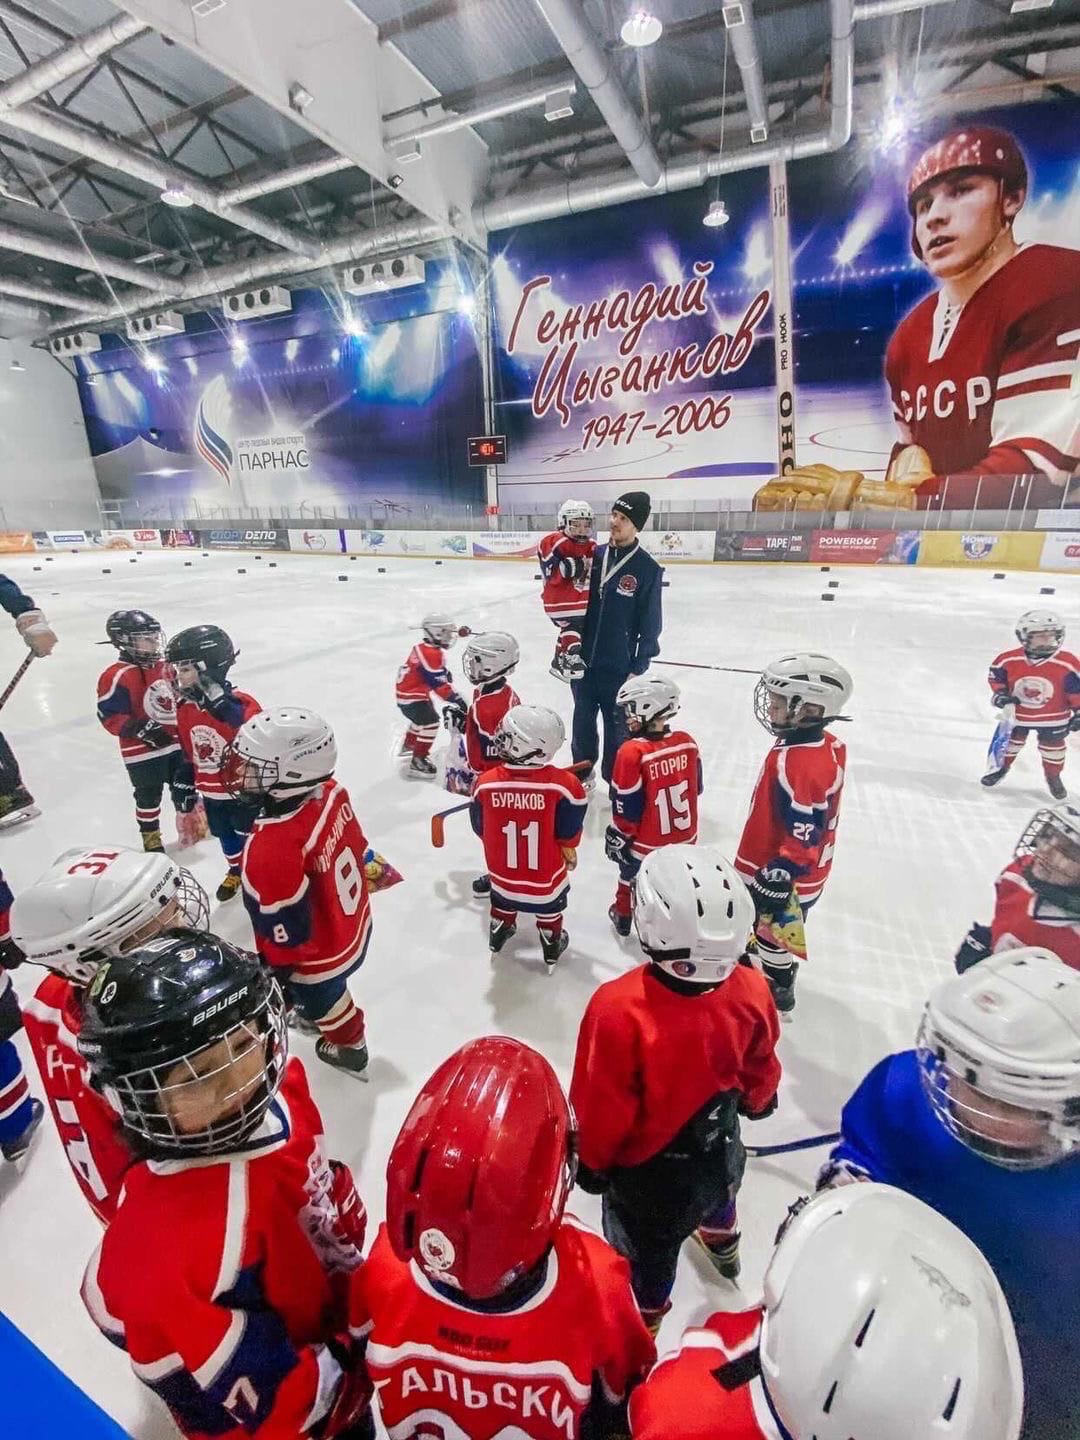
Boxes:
[615,674,680,732]
[223,707,337,802]
[1015,609,1064,658]
[1015,802,1080,914]
[633,845,754,985]
[754,652,853,734]
[760,1183,1023,1440]
[917,948,1080,1169]
[557,499,593,536]
[495,704,565,767]
[10,846,210,986]
[463,631,520,685]
[422,612,459,649]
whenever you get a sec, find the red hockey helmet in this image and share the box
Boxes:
[907,126,1027,258]
[386,1036,576,1300]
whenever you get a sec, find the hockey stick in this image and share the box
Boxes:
[0,654,33,715]
[745,1131,840,1158]
[655,659,760,676]
[431,759,592,848]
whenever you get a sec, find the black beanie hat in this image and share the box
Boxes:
[612,491,651,531]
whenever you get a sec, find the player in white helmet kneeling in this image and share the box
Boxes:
[10,845,208,1218]
[629,1182,1023,1440]
[820,949,1079,1440]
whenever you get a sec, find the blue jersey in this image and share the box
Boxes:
[829,1050,1078,1440]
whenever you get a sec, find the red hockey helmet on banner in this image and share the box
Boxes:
[907,127,1027,258]
[386,1036,576,1300]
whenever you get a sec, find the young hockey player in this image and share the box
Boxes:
[570,846,780,1335]
[983,610,1080,798]
[166,624,261,901]
[736,652,852,1013]
[470,704,588,967]
[10,845,209,1219]
[225,707,373,1080]
[629,1183,1023,1440]
[350,1035,655,1439]
[442,631,521,896]
[956,801,1080,972]
[97,609,194,852]
[79,933,371,1440]
[537,499,596,681]
[0,869,43,1163]
[605,674,702,937]
[395,612,468,779]
[820,948,1079,1440]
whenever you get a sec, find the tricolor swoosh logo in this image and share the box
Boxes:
[194,376,234,483]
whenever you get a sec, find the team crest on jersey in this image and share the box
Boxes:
[190,724,227,765]
[419,1227,456,1274]
[1014,675,1053,708]
[961,534,996,560]
[144,679,177,726]
[617,574,638,596]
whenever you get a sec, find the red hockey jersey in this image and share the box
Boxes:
[176,690,261,798]
[96,659,180,765]
[22,973,132,1224]
[350,1218,654,1440]
[396,642,455,704]
[537,531,597,620]
[81,1060,366,1440]
[465,679,520,775]
[611,730,703,858]
[242,781,373,985]
[570,963,781,1173]
[735,733,846,903]
[885,245,1080,502]
[991,857,1080,972]
[988,647,1080,730]
[470,763,588,911]
[629,1308,776,1440]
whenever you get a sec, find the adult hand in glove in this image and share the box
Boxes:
[15,610,57,657]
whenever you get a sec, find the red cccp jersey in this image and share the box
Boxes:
[537,532,597,620]
[570,963,781,1173]
[96,659,180,764]
[736,733,846,903]
[630,1308,776,1440]
[885,245,1080,504]
[81,1060,366,1440]
[465,679,520,774]
[396,642,455,704]
[988,647,1080,730]
[991,856,1080,972]
[176,691,261,798]
[611,730,703,858]
[242,781,373,985]
[351,1218,655,1440]
[470,763,588,912]
[22,973,133,1224]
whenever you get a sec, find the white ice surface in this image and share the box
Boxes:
[0,547,1075,1437]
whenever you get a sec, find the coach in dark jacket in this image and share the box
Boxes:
[0,574,56,823]
[571,491,663,783]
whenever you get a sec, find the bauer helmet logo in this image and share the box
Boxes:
[419,1227,456,1273]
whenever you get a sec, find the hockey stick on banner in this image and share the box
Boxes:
[431,760,593,848]
[745,1131,840,1158]
[0,654,33,715]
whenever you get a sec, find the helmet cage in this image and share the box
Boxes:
[754,676,824,735]
[1016,809,1080,914]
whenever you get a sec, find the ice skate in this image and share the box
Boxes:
[1047,773,1067,801]
[540,929,568,970]
[216,870,242,902]
[489,918,516,954]
[1,1099,44,1163]
[315,1037,369,1080]
[0,786,39,828]
[981,765,1011,787]
[608,904,632,938]
[548,650,571,683]
[141,828,165,853]
[471,873,491,896]
[406,754,438,779]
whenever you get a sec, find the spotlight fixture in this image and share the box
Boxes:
[544,88,575,122]
[457,294,477,319]
[141,351,164,372]
[343,312,365,338]
[288,82,315,115]
[387,173,405,190]
[160,184,194,208]
[703,199,730,228]
[620,9,663,46]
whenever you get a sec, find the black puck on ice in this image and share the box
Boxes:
[378,567,386,574]
[136,551,142,556]
[1040,586,1055,595]
[237,568,246,574]
[268,562,277,569]
[255,555,262,560]
[821,592,835,602]
[662,580,670,588]
[534,573,542,580]
[101,568,110,574]
[828,580,839,588]
[992,572,1006,580]
[184,561,192,567]
[202,552,209,558]
[32,565,41,571]
[350,555,357,561]
[338,575,348,582]
[129,557,138,563]
[820,566,830,572]
[44,556,53,562]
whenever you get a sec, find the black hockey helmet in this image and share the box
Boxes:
[105,609,164,666]
[165,624,237,684]
[78,930,287,1158]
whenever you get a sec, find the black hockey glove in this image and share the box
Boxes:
[575,1162,610,1195]
[1070,712,1080,733]
[557,554,585,581]
[604,824,632,864]
[739,1092,778,1122]
[992,692,1019,710]
[122,717,174,749]
[954,922,992,974]
[749,863,794,918]
[171,770,197,814]
[442,693,467,733]
[0,935,24,970]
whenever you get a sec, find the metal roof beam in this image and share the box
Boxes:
[0,13,147,111]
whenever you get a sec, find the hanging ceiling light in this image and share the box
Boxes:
[703,199,730,228]
[160,184,194,208]
[621,9,663,46]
